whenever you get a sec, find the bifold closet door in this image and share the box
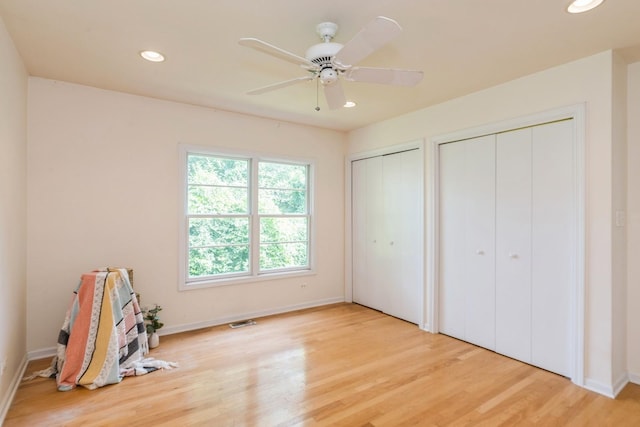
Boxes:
[382,150,423,324]
[530,120,573,377]
[352,149,423,325]
[495,128,533,363]
[438,119,574,378]
[495,121,573,376]
[439,135,496,349]
[352,156,385,312]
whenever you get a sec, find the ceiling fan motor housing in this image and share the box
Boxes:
[305,41,344,86]
[306,21,343,72]
[305,42,343,66]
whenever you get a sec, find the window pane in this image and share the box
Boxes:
[189,218,249,247]
[258,189,306,214]
[189,246,249,277]
[260,242,308,270]
[188,185,248,214]
[259,162,306,189]
[260,217,308,243]
[183,150,312,285]
[260,217,308,270]
[188,155,248,186]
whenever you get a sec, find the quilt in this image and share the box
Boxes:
[55,268,150,391]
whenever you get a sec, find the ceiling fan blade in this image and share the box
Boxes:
[346,67,423,86]
[324,80,347,110]
[239,38,319,69]
[247,76,315,95]
[333,16,402,68]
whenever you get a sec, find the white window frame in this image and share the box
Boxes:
[178,144,315,290]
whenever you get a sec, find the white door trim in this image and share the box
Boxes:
[426,104,586,386]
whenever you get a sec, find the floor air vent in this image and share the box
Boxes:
[229,319,257,329]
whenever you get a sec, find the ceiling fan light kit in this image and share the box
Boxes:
[239,16,424,110]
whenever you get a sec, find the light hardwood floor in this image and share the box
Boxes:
[5,303,640,426]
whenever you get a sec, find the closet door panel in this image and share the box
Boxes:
[439,135,495,344]
[531,120,574,376]
[367,156,387,311]
[495,128,532,363]
[463,136,496,349]
[438,142,468,338]
[352,156,385,311]
[383,149,423,324]
[351,158,370,307]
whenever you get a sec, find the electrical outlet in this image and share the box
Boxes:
[301,282,307,288]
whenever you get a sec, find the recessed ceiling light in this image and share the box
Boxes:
[567,0,605,13]
[140,50,165,62]
[344,101,357,108]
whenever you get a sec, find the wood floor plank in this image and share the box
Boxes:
[5,303,640,426]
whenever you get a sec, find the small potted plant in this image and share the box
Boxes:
[144,304,164,349]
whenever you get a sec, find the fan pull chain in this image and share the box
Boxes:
[315,77,320,111]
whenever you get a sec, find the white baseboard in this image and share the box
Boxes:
[0,354,29,425]
[160,296,345,336]
[629,372,640,385]
[583,378,614,398]
[612,372,630,397]
[27,346,57,361]
[583,375,628,399]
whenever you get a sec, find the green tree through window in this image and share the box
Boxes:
[259,161,309,271]
[185,152,310,283]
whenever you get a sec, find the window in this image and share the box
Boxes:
[258,161,309,271]
[180,146,312,288]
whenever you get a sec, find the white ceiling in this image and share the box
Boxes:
[2,0,640,132]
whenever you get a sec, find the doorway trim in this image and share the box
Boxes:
[426,104,586,386]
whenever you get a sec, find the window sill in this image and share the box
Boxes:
[179,269,316,291]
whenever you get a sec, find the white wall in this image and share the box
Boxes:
[627,61,640,383]
[26,78,346,353]
[347,51,621,394]
[611,52,628,392]
[0,15,28,421]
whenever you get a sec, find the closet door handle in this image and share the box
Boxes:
[389,241,395,246]
[476,249,485,255]
[508,253,519,259]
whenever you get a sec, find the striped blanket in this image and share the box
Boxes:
[55,268,149,391]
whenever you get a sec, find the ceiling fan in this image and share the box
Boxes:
[239,16,423,110]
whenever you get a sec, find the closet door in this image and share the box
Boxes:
[439,120,574,377]
[495,128,533,363]
[439,135,496,348]
[352,149,423,324]
[352,156,386,311]
[463,137,497,349]
[531,120,573,377]
[438,141,467,338]
[382,149,423,324]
